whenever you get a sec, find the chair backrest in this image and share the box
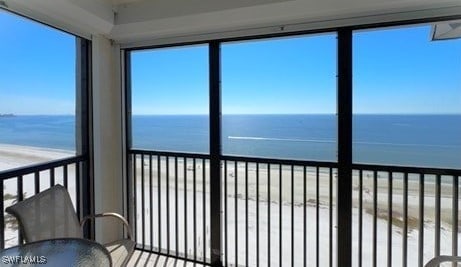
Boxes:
[6,184,83,243]
[424,255,461,267]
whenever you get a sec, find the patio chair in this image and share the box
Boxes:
[424,255,461,267]
[5,184,135,267]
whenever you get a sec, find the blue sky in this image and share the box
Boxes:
[132,26,461,115]
[354,27,461,114]
[1,9,460,115]
[0,10,75,115]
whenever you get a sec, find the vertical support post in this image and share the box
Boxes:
[124,51,133,235]
[337,28,353,267]
[76,37,93,239]
[92,36,124,244]
[209,41,223,267]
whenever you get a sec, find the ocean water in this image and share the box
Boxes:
[0,114,460,169]
[0,115,75,150]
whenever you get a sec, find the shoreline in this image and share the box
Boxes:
[0,143,74,171]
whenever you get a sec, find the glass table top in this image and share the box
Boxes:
[0,238,111,267]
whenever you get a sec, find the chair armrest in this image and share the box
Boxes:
[80,212,133,240]
[424,255,461,267]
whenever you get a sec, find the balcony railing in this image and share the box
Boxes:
[352,164,460,267]
[130,149,460,267]
[0,155,87,249]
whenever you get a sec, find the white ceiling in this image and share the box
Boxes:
[104,0,144,5]
[3,0,461,46]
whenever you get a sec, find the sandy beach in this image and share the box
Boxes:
[132,156,460,266]
[1,144,459,266]
[0,144,77,247]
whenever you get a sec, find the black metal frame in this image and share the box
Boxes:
[209,41,223,267]
[124,50,134,240]
[123,14,461,267]
[76,37,93,239]
[337,27,353,267]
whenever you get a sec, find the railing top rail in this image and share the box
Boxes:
[221,154,338,168]
[129,149,210,159]
[130,149,338,167]
[353,163,461,176]
[130,149,461,175]
[0,155,87,181]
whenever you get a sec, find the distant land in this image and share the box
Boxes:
[0,114,15,117]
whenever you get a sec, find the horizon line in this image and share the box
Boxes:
[105,112,461,116]
[3,113,461,116]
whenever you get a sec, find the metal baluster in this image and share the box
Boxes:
[452,176,459,267]
[316,166,320,267]
[418,173,424,267]
[279,164,282,267]
[268,164,271,267]
[235,161,238,267]
[141,154,145,249]
[403,172,408,267]
[167,157,170,254]
[387,172,393,267]
[149,155,153,251]
[175,157,179,257]
[193,158,197,261]
[329,168,333,267]
[224,160,228,266]
[63,165,68,189]
[245,161,249,267]
[158,155,161,253]
[202,158,206,262]
[435,174,441,258]
[373,170,377,267]
[358,170,363,267]
[257,163,260,267]
[184,157,188,259]
[303,166,307,267]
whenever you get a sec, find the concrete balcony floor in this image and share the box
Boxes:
[127,250,207,267]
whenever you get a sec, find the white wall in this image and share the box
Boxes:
[111,0,461,45]
[92,35,125,244]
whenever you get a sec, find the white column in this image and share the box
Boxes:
[91,34,124,244]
